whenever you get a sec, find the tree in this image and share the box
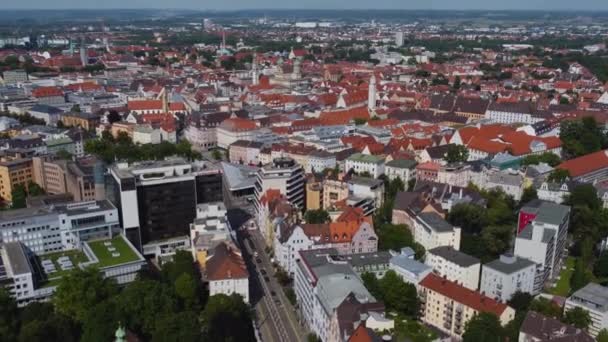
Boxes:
[71,104,81,112]
[594,252,608,278]
[10,183,27,209]
[161,251,198,284]
[447,203,487,235]
[570,259,591,293]
[508,292,533,313]
[453,75,461,90]
[307,333,322,342]
[563,307,592,330]
[353,118,368,125]
[174,273,200,310]
[201,294,255,342]
[212,149,223,160]
[27,181,45,197]
[115,280,178,336]
[560,117,608,158]
[376,223,424,258]
[0,288,19,342]
[304,209,330,224]
[462,312,505,342]
[379,270,419,317]
[55,149,73,160]
[520,187,538,205]
[152,311,200,342]
[53,267,118,322]
[529,297,562,319]
[597,329,608,342]
[361,272,381,299]
[547,168,570,183]
[80,300,119,342]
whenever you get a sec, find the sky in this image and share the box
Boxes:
[1,0,608,11]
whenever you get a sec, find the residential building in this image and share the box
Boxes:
[107,159,223,258]
[426,246,480,290]
[484,169,524,201]
[416,162,440,182]
[348,176,385,211]
[565,283,608,337]
[419,273,515,338]
[2,70,28,84]
[519,311,593,342]
[32,156,68,195]
[229,140,264,165]
[389,247,433,285]
[0,157,34,203]
[254,157,305,211]
[485,102,548,124]
[480,253,538,303]
[345,153,385,179]
[61,112,100,131]
[514,200,570,290]
[323,179,350,210]
[216,117,259,149]
[205,242,249,303]
[385,159,417,182]
[295,248,381,342]
[413,212,461,252]
[306,181,322,211]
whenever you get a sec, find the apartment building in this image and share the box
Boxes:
[385,159,417,183]
[345,153,385,179]
[426,246,480,290]
[0,157,33,203]
[480,253,537,303]
[419,273,515,338]
[323,179,349,210]
[294,248,381,342]
[565,283,608,337]
[514,200,570,289]
[205,242,249,303]
[413,212,461,252]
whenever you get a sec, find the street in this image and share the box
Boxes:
[229,208,306,342]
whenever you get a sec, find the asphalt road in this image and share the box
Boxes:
[235,225,306,342]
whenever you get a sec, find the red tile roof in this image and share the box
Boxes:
[128,99,163,111]
[558,149,608,178]
[420,273,510,317]
[320,106,370,125]
[219,117,258,131]
[205,242,249,281]
[347,323,375,342]
[32,86,63,98]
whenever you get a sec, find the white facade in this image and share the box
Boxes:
[183,125,217,151]
[565,283,608,337]
[485,109,544,125]
[345,154,385,179]
[480,254,537,303]
[216,126,259,149]
[413,213,461,252]
[425,247,480,290]
[274,225,313,275]
[209,277,249,303]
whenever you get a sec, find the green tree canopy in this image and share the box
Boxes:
[444,144,469,163]
[201,294,255,342]
[563,307,592,330]
[304,209,330,224]
[53,267,118,322]
[462,312,505,342]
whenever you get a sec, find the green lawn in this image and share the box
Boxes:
[549,257,575,296]
[87,236,141,267]
[394,316,437,342]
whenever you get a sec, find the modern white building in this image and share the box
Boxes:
[190,202,231,264]
[485,102,548,125]
[216,117,260,149]
[413,213,461,252]
[345,153,385,179]
[426,246,480,290]
[565,283,608,337]
[254,157,306,211]
[480,253,537,303]
[514,201,570,290]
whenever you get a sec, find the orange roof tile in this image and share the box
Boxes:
[558,150,608,178]
[420,273,510,317]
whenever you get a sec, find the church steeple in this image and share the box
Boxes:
[368,74,377,110]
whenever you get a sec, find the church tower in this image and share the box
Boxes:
[368,75,377,110]
[251,52,259,85]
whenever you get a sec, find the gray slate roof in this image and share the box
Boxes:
[428,246,479,267]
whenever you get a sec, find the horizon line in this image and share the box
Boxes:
[0,8,608,12]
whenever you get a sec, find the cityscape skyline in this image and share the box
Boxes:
[1,0,608,11]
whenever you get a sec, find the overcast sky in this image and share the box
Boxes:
[1,0,607,11]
